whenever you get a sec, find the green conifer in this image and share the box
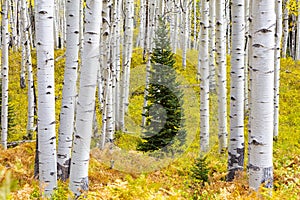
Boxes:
[138,18,186,152]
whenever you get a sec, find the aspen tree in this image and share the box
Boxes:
[21,0,35,139]
[225,0,231,54]
[282,0,289,58]
[216,0,228,153]
[274,0,283,139]
[137,0,146,48]
[1,0,9,150]
[209,0,216,91]
[112,0,122,131]
[249,0,275,191]
[69,0,102,196]
[119,0,134,131]
[193,0,197,49]
[35,0,57,195]
[170,0,179,53]
[295,0,300,60]
[9,0,18,51]
[20,0,27,89]
[182,1,190,69]
[57,0,80,181]
[244,0,250,112]
[142,0,151,127]
[20,0,27,90]
[101,0,114,146]
[199,0,210,152]
[227,0,245,181]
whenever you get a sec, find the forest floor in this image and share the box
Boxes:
[0,49,300,199]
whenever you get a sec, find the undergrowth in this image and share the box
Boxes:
[0,49,299,199]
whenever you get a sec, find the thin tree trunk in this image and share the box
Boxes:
[20,0,27,89]
[141,0,150,127]
[247,0,254,168]
[1,0,9,150]
[21,0,35,139]
[282,0,289,58]
[227,0,245,181]
[244,0,250,113]
[35,0,57,196]
[137,0,145,48]
[249,0,275,191]
[57,0,80,181]
[193,0,197,49]
[182,1,189,69]
[69,0,102,197]
[112,0,122,131]
[209,0,216,91]
[101,0,114,146]
[296,0,300,60]
[9,0,18,51]
[199,0,210,153]
[119,0,134,131]
[216,0,228,153]
[225,0,231,54]
[274,0,283,139]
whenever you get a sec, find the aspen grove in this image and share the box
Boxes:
[0,0,300,199]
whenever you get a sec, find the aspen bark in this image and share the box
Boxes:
[199,0,210,153]
[274,0,283,139]
[282,0,289,58]
[209,0,216,91]
[119,0,134,131]
[1,0,9,150]
[69,0,102,196]
[35,0,57,195]
[296,0,300,60]
[21,0,35,139]
[227,0,245,181]
[249,0,275,191]
[182,1,190,69]
[216,0,228,153]
[57,0,80,181]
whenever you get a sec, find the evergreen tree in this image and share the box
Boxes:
[138,18,186,152]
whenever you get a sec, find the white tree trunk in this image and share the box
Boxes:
[112,0,122,131]
[216,0,228,153]
[21,0,35,139]
[274,0,283,139]
[225,0,231,54]
[137,0,145,48]
[282,0,289,58]
[295,0,300,60]
[209,0,216,91]
[182,1,190,69]
[9,0,18,51]
[35,0,57,196]
[119,0,134,131]
[53,0,59,49]
[170,1,179,53]
[199,0,210,153]
[193,0,197,49]
[69,0,102,196]
[141,0,151,127]
[289,15,296,59]
[249,0,275,191]
[227,0,245,181]
[1,0,9,150]
[57,0,80,181]
[244,0,250,112]
[20,0,28,89]
[101,0,114,145]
